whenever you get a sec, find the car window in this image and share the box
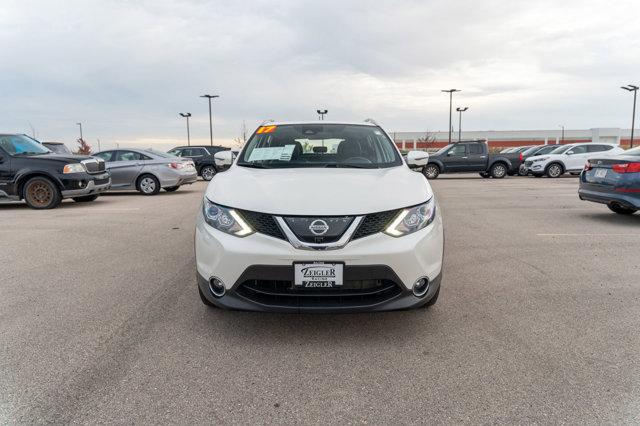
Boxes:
[468,144,483,154]
[181,148,206,156]
[168,149,182,157]
[568,145,587,154]
[587,145,606,153]
[94,151,115,162]
[550,145,572,154]
[449,144,467,156]
[539,145,558,154]
[116,150,148,161]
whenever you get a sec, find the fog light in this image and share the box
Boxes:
[78,181,86,188]
[208,277,226,298]
[413,277,430,297]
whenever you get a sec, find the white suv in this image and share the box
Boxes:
[195,121,444,312]
[525,143,624,178]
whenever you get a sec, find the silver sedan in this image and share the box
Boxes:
[93,148,197,195]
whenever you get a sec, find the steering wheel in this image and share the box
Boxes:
[341,157,372,164]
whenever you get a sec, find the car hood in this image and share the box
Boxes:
[206,166,432,215]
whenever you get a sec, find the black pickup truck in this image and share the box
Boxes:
[0,134,111,209]
[422,140,523,179]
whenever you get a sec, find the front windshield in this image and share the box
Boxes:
[0,134,51,155]
[238,124,402,169]
[434,145,452,155]
[549,145,572,154]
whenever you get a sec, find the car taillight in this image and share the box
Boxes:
[584,161,593,171]
[168,162,183,169]
[612,162,640,173]
[519,153,523,161]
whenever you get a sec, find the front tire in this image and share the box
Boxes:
[72,194,99,202]
[423,164,440,179]
[136,174,161,195]
[490,162,508,178]
[608,203,638,215]
[23,177,61,209]
[201,166,216,181]
[545,163,563,178]
[164,186,180,192]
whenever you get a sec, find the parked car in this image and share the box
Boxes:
[93,148,197,195]
[518,145,564,175]
[422,140,524,179]
[524,143,624,178]
[0,134,110,209]
[195,121,443,312]
[42,142,72,154]
[167,145,230,181]
[579,147,640,215]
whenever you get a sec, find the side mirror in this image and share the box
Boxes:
[566,151,574,155]
[214,150,234,171]
[406,150,429,168]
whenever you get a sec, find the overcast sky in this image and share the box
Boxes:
[1,0,639,150]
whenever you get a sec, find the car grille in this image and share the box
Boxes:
[82,158,106,174]
[352,209,401,240]
[239,208,402,242]
[237,209,286,240]
[236,279,402,308]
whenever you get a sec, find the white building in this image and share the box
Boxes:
[391,128,636,150]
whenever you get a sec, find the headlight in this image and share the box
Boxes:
[385,198,437,237]
[63,163,87,174]
[533,157,548,162]
[202,198,254,237]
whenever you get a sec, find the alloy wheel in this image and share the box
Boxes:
[202,167,215,181]
[140,177,157,194]
[548,164,562,178]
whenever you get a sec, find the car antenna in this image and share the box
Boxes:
[364,118,379,126]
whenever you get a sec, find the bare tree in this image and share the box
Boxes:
[232,121,249,148]
[417,131,437,144]
[75,138,92,155]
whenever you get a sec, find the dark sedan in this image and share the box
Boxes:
[579,147,640,215]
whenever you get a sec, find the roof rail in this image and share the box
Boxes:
[364,118,379,126]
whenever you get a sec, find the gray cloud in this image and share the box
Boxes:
[1,0,639,150]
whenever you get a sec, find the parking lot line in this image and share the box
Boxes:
[537,233,640,236]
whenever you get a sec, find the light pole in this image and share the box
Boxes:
[559,125,565,144]
[200,94,219,146]
[456,107,468,142]
[179,113,192,146]
[621,85,638,148]
[442,89,460,144]
[317,109,328,120]
[76,122,83,140]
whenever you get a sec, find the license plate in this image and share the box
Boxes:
[595,168,607,178]
[294,262,343,287]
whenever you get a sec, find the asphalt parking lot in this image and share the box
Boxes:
[2,176,639,424]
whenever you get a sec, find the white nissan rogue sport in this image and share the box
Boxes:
[195,121,444,312]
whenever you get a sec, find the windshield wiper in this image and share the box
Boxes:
[13,151,47,156]
[334,163,377,169]
[239,163,270,169]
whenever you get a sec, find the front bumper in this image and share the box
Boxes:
[195,208,444,313]
[60,174,111,197]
